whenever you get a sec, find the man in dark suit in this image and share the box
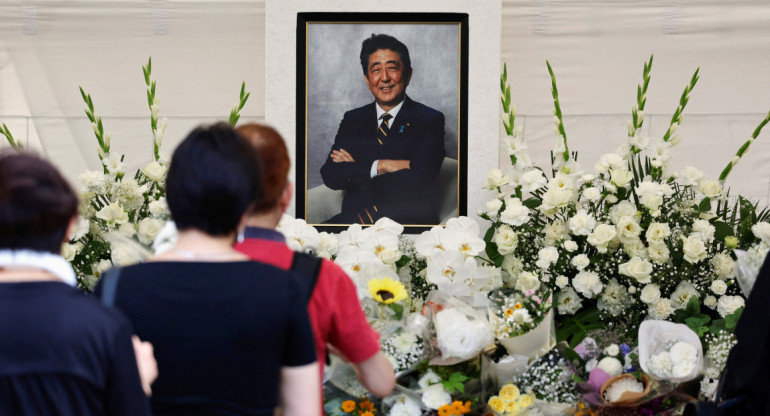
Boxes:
[320,34,446,225]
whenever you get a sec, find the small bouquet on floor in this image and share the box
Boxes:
[488,287,554,359]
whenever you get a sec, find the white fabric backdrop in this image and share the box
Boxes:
[2,0,770,210]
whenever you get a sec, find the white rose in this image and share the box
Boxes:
[149,197,169,218]
[640,284,661,304]
[485,168,509,189]
[555,275,569,288]
[605,344,620,357]
[699,179,722,198]
[60,242,81,261]
[717,295,745,317]
[587,224,617,253]
[96,203,129,226]
[563,240,578,252]
[572,270,603,298]
[515,271,541,292]
[540,187,573,216]
[710,280,727,295]
[682,236,708,264]
[493,225,518,255]
[379,248,400,264]
[646,222,671,244]
[571,254,590,271]
[535,246,559,269]
[641,194,663,213]
[605,194,618,204]
[647,243,670,264]
[137,218,165,245]
[486,198,503,216]
[616,216,642,243]
[141,161,167,182]
[597,357,623,377]
[610,169,634,188]
[500,198,530,226]
[619,256,653,284]
[569,209,596,236]
[679,166,703,186]
[582,187,601,201]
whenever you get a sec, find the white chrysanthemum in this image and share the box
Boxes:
[671,281,699,309]
[493,225,518,255]
[582,186,602,202]
[605,344,620,357]
[556,287,583,315]
[646,222,671,244]
[752,222,770,244]
[619,256,653,284]
[710,280,727,296]
[485,168,509,189]
[571,254,590,270]
[535,246,559,269]
[609,201,638,225]
[717,296,745,318]
[711,253,735,279]
[648,351,674,377]
[514,271,541,292]
[648,298,674,319]
[555,275,569,288]
[148,197,169,218]
[543,220,569,246]
[597,357,623,377]
[563,240,578,252]
[500,197,531,226]
[569,209,596,236]
[418,369,441,389]
[587,224,617,253]
[679,166,704,186]
[421,384,451,410]
[681,236,707,264]
[640,284,661,304]
[572,270,603,298]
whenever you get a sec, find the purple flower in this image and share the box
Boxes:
[619,344,631,356]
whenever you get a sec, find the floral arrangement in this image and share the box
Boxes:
[489,288,552,339]
[487,383,537,416]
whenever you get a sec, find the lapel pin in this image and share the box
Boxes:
[399,125,405,133]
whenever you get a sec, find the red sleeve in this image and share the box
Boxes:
[323,260,381,363]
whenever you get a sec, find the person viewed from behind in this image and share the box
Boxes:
[0,151,152,415]
[94,123,319,416]
[234,123,396,407]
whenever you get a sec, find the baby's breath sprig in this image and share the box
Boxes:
[228,82,251,127]
[662,67,700,144]
[629,55,653,150]
[546,60,570,163]
[1,123,23,152]
[718,110,770,181]
[79,86,111,170]
[143,57,166,162]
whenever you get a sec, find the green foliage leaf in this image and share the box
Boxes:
[441,372,469,394]
[699,197,711,213]
[395,255,411,269]
[522,198,541,209]
[725,307,744,330]
[556,306,604,348]
[388,303,404,321]
[713,221,734,241]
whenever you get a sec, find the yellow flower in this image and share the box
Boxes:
[488,396,505,412]
[438,405,451,416]
[341,400,356,413]
[499,383,520,401]
[504,399,521,413]
[368,277,407,304]
[358,399,375,412]
[359,412,374,416]
[513,303,523,309]
[517,394,534,408]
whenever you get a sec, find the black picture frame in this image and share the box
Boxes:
[296,12,468,234]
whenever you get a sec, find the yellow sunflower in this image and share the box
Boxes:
[368,277,407,304]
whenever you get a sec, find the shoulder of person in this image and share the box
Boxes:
[343,102,376,119]
[404,96,444,121]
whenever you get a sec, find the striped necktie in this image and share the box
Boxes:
[377,113,392,145]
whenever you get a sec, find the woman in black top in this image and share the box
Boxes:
[95,123,320,416]
[0,151,152,415]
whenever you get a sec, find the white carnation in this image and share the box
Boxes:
[563,240,578,252]
[418,369,441,389]
[555,275,569,288]
[699,179,722,198]
[572,270,604,298]
[679,166,703,186]
[149,197,169,218]
[648,298,674,320]
[711,253,735,279]
[543,220,569,245]
[520,169,547,193]
[640,284,661,304]
[710,280,727,296]
[500,198,531,226]
[582,187,601,202]
[691,219,716,243]
[704,295,717,309]
[752,222,770,244]
[486,198,503,217]
[388,395,422,416]
[717,296,745,317]
[571,254,590,270]
[535,246,559,269]
[609,201,637,225]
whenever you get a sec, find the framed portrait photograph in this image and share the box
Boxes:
[296,12,468,233]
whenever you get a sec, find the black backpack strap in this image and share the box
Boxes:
[290,252,323,303]
[100,267,123,307]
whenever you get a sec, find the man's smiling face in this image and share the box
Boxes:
[364,49,411,111]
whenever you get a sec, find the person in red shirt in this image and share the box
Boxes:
[233,123,395,402]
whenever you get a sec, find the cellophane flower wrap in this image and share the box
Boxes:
[488,287,555,359]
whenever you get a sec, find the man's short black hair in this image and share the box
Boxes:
[0,151,78,253]
[166,123,262,236]
[359,33,412,76]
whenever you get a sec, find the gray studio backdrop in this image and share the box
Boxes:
[304,23,460,190]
